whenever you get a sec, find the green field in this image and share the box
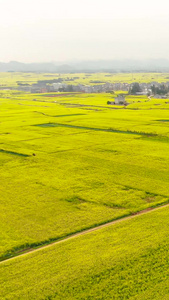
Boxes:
[1,73,169,299]
[1,205,169,299]
[1,71,169,87]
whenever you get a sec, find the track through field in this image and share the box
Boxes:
[1,202,169,264]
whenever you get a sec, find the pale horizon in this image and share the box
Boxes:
[1,0,169,63]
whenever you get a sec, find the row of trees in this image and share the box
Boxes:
[129,83,142,95]
[151,84,169,95]
[129,83,169,95]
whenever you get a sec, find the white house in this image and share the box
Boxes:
[114,95,126,105]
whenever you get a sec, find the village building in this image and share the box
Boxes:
[114,95,126,105]
[107,95,127,106]
[154,94,168,99]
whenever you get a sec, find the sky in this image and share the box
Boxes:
[0,0,169,63]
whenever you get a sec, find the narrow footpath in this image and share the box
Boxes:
[1,202,169,264]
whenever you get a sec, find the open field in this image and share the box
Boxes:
[1,72,169,87]
[1,89,169,260]
[1,205,169,299]
[1,72,169,299]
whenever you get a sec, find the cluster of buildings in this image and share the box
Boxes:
[18,81,169,95]
[17,82,119,93]
[1,79,169,96]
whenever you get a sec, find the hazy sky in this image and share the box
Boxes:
[0,0,169,62]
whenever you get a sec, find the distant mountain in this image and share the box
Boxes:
[1,59,169,72]
[69,59,169,72]
[0,61,74,72]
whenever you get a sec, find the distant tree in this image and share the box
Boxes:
[66,85,73,92]
[106,90,114,94]
[151,84,156,94]
[130,83,142,95]
[59,85,74,92]
[151,84,169,95]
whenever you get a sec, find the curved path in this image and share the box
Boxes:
[1,203,169,264]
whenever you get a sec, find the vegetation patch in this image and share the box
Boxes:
[2,207,169,299]
[64,196,87,204]
[157,119,169,122]
[34,122,159,137]
[35,111,86,117]
[0,149,30,157]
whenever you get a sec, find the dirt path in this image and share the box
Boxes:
[1,203,169,264]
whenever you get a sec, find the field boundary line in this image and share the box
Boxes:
[1,202,169,264]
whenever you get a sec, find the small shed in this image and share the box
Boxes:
[114,95,126,105]
[107,95,127,106]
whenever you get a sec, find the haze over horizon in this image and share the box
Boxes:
[1,0,169,63]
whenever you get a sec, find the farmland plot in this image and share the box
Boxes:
[1,91,169,260]
[1,204,169,299]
